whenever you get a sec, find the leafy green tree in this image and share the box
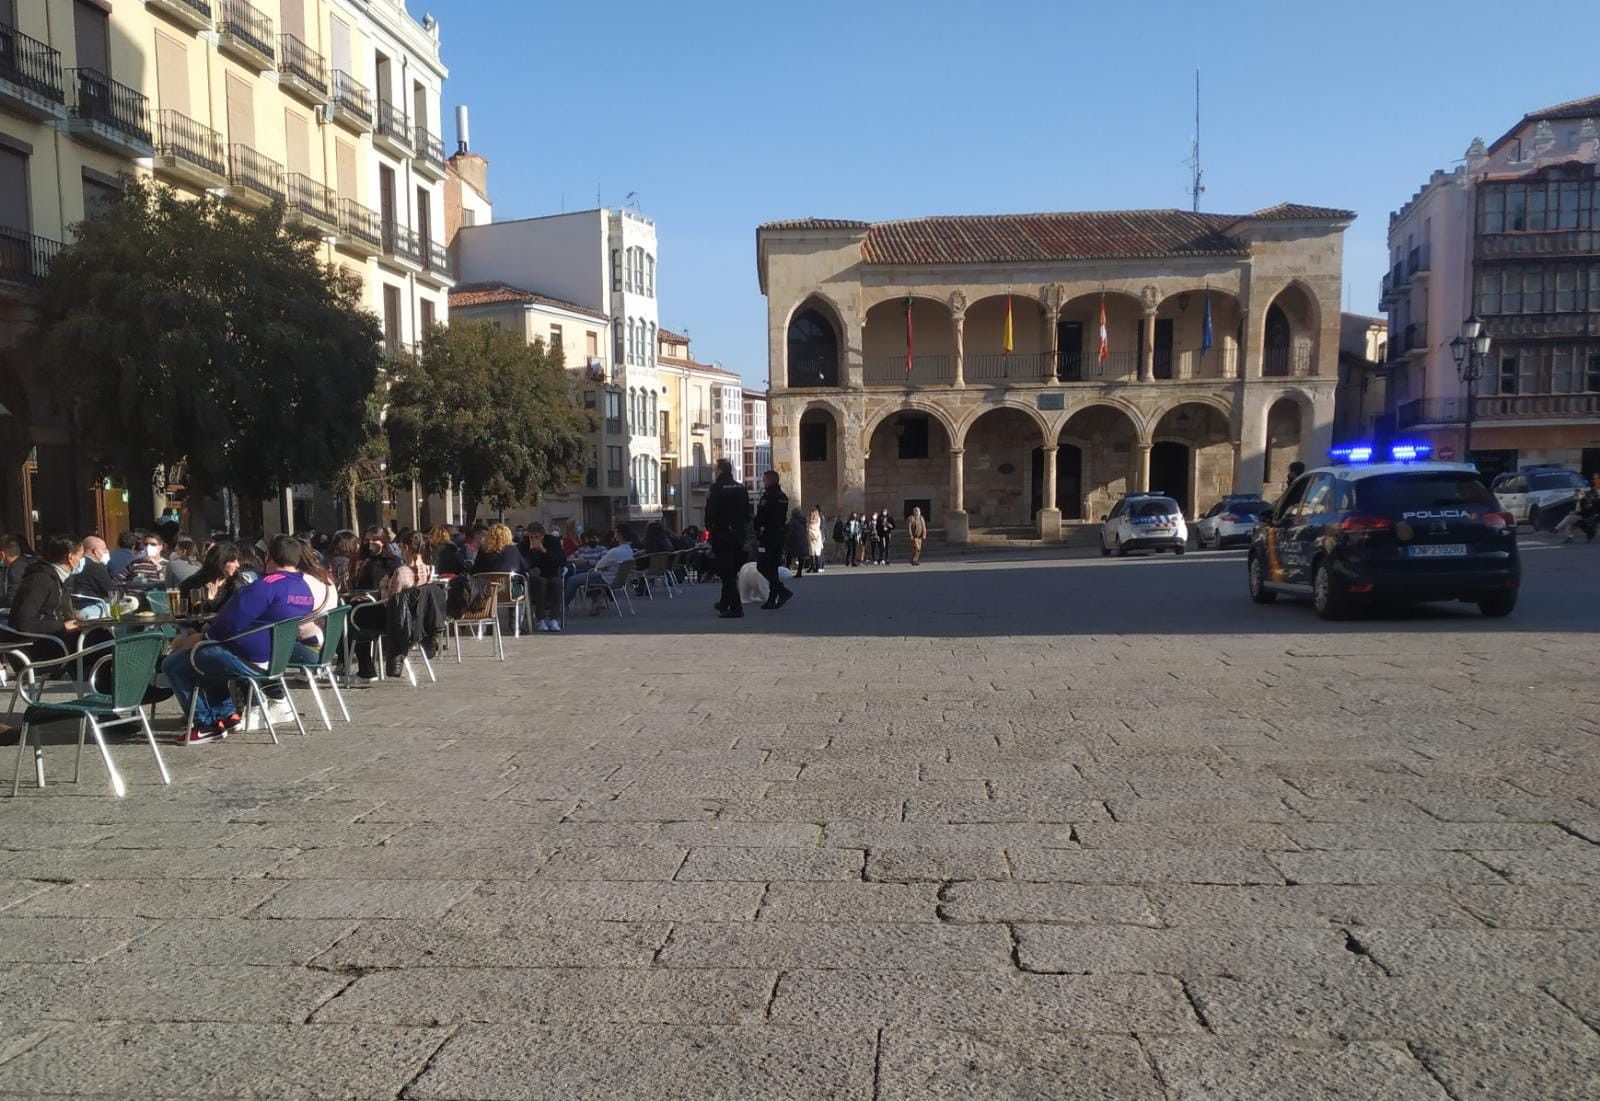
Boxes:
[38,178,383,515]
[386,320,592,523]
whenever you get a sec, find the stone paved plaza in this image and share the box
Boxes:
[1,542,1599,1099]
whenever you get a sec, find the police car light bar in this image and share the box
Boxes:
[1327,442,1433,465]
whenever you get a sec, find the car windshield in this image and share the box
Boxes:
[1133,498,1181,517]
[1530,471,1585,491]
[1356,473,1496,512]
[1222,499,1269,515]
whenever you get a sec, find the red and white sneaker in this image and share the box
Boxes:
[180,724,225,747]
[216,712,243,738]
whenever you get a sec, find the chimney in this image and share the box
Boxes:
[456,105,470,154]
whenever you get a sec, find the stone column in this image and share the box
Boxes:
[946,446,969,543]
[1045,306,1061,381]
[1037,445,1061,539]
[1234,394,1268,494]
[949,290,966,387]
[1140,310,1156,382]
[1135,442,1153,492]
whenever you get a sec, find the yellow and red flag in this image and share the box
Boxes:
[1097,295,1110,365]
[1003,295,1014,355]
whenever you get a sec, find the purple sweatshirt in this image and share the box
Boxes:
[205,570,314,666]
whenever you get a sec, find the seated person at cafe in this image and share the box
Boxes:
[349,529,433,680]
[119,531,168,590]
[569,531,606,573]
[73,535,119,613]
[349,527,401,593]
[163,534,315,747]
[471,523,526,575]
[5,535,85,661]
[564,527,635,605]
[165,537,203,587]
[0,533,34,608]
[521,522,566,632]
[106,530,140,578]
[427,525,463,576]
[183,541,245,614]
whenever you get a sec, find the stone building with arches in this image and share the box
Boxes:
[757,206,1353,540]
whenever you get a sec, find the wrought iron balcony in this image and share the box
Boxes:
[153,108,226,185]
[330,70,372,130]
[968,352,1052,383]
[1400,393,1600,428]
[1262,345,1315,378]
[217,0,274,69]
[864,355,953,386]
[285,172,337,229]
[412,124,445,177]
[374,100,413,153]
[1056,349,1139,381]
[277,33,327,103]
[144,0,212,32]
[381,219,421,267]
[336,197,382,254]
[0,21,66,118]
[0,225,61,288]
[68,68,151,153]
[420,236,451,280]
[226,143,284,207]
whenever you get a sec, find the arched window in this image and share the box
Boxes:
[649,390,658,435]
[647,322,656,365]
[646,255,655,297]
[786,307,839,388]
[1264,305,1291,378]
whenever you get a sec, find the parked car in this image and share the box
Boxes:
[1192,495,1272,549]
[1248,461,1519,620]
[1100,494,1188,557]
[1491,466,1587,530]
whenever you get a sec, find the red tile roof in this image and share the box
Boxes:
[1489,92,1600,153]
[658,327,689,344]
[1244,202,1358,221]
[759,218,871,231]
[448,281,608,321]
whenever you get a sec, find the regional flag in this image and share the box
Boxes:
[1097,295,1109,365]
[904,295,914,375]
[1201,293,1214,354]
[1003,295,1014,355]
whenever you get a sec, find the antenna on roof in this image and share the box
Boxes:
[1186,70,1205,213]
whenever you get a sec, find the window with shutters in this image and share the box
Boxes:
[382,284,402,348]
[0,146,29,233]
[419,298,435,334]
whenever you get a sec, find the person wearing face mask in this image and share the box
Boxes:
[119,533,168,591]
[6,535,85,662]
[72,535,119,610]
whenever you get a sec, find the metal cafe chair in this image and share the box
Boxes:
[447,580,505,662]
[10,631,169,798]
[583,560,637,617]
[286,606,354,728]
[183,619,309,744]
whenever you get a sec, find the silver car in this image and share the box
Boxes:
[1192,495,1271,549]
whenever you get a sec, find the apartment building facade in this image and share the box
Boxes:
[657,329,741,530]
[743,387,770,490]
[0,0,450,541]
[758,204,1353,540]
[455,208,663,529]
[1385,93,1600,479]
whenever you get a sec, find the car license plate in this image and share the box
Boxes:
[1409,544,1467,557]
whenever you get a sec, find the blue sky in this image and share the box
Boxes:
[416,0,1600,386]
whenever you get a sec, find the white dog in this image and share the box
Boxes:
[737,561,794,604]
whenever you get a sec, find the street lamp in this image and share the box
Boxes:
[1449,315,1492,458]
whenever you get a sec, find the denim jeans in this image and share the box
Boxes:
[162,645,263,726]
[564,569,602,605]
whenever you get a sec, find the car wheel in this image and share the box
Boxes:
[1114,536,1128,558]
[1312,561,1348,621]
[1100,539,1111,558]
[1174,543,1186,556]
[1478,590,1517,617]
[1528,506,1542,532]
[1248,554,1277,604]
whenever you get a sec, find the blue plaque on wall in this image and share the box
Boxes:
[1037,393,1064,411]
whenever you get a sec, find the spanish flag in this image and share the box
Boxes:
[1003,295,1014,355]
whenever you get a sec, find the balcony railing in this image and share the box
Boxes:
[160,0,213,20]
[0,225,61,286]
[376,100,410,146]
[154,108,225,177]
[1057,349,1139,381]
[69,67,151,144]
[382,220,420,265]
[334,197,378,246]
[1408,244,1430,276]
[1175,346,1237,379]
[1399,393,1600,428]
[966,352,1051,382]
[227,143,284,203]
[414,124,445,171]
[286,172,336,227]
[422,236,449,274]
[1404,321,1427,354]
[1262,345,1315,378]
[277,33,326,96]
[219,0,274,62]
[0,22,65,104]
[331,70,371,124]
[864,355,953,385]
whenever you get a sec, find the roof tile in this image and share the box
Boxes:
[448,281,609,321]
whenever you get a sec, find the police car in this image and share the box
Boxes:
[1192,494,1272,549]
[1490,465,1587,530]
[1100,493,1188,557]
[1246,443,1519,620]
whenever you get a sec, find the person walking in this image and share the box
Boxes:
[876,507,896,565]
[865,510,881,565]
[704,458,751,618]
[844,513,861,567]
[907,507,928,566]
[753,470,794,610]
[784,508,809,578]
[807,507,825,573]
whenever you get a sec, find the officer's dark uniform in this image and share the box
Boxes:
[704,471,752,617]
[753,478,793,608]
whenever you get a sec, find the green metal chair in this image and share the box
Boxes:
[286,606,352,729]
[10,631,170,798]
[184,619,308,744]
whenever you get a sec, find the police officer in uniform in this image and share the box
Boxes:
[753,469,794,611]
[704,458,751,619]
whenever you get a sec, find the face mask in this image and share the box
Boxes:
[145,545,161,559]
[94,551,110,565]
[71,558,86,575]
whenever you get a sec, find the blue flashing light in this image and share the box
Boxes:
[1330,444,1375,464]
[1329,441,1434,465]
[1389,442,1432,462]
